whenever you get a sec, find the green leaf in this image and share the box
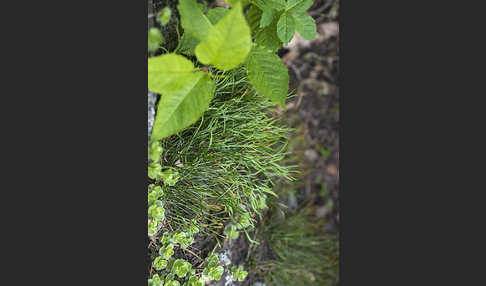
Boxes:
[246,45,289,107]
[287,0,314,13]
[206,253,219,268]
[148,201,165,221]
[148,185,163,205]
[247,5,262,34]
[188,275,205,286]
[195,1,251,70]
[173,231,186,244]
[274,0,316,42]
[157,7,172,25]
[253,0,285,11]
[148,163,162,180]
[148,28,164,52]
[276,12,295,43]
[226,0,250,8]
[178,0,212,41]
[206,7,229,24]
[149,141,163,162]
[260,9,275,28]
[255,15,283,51]
[160,233,171,245]
[178,33,200,56]
[148,54,196,95]
[291,12,316,40]
[160,243,175,259]
[236,213,251,229]
[172,259,192,278]
[160,169,180,186]
[148,54,215,140]
[226,226,239,239]
[208,266,224,280]
[273,0,301,10]
[153,256,168,270]
[231,265,248,281]
[167,281,180,286]
[152,274,162,286]
[165,273,175,282]
[148,220,158,236]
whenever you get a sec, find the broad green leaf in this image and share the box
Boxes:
[288,0,314,13]
[195,1,251,70]
[148,28,164,52]
[247,5,262,34]
[206,7,229,24]
[157,7,172,25]
[148,54,196,95]
[148,54,215,140]
[251,0,280,27]
[253,0,285,10]
[276,12,295,43]
[291,12,316,40]
[178,33,199,56]
[273,0,301,10]
[246,45,289,107]
[248,6,282,51]
[178,0,212,41]
[260,9,275,27]
[152,72,214,140]
[255,15,283,51]
[226,0,250,8]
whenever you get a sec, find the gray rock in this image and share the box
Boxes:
[148,91,158,140]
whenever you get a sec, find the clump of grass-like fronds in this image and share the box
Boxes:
[250,206,339,286]
[155,67,294,238]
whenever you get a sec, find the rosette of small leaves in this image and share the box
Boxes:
[153,256,169,271]
[186,275,205,286]
[157,7,172,26]
[148,219,159,236]
[166,281,180,286]
[225,224,240,240]
[160,232,171,245]
[148,185,164,205]
[148,274,163,286]
[165,273,176,284]
[172,259,192,278]
[207,266,224,281]
[148,162,163,180]
[148,28,165,52]
[159,243,175,259]
[149,141,164,162]
[160,168,181,186]
[148,200,166,221]
[236,212,252,230]
[202,253,224,281]
[183,219,200,236]
[230,265,248,282]
[171,231,194,249]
